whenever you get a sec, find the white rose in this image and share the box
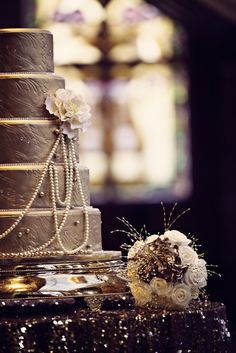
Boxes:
[171,283,192,308]
[184,259,208,289]
[150,277,171,296]
[145,234,159,244]
[197,258,207,267]
[130,280,152,306]
[178,245,198,266]
[160,230,191,247]
[127,240,145,259]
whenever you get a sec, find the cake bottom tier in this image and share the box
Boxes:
[0,300,231,353]
[0,207,102,257]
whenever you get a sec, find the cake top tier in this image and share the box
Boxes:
[0,29,54,73]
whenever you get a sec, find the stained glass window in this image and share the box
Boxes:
[34,0,191,203]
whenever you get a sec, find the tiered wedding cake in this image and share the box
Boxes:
[0,29,109,260]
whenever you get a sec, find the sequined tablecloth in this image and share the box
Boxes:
[0,299,231,353]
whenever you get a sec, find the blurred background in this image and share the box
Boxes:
[1,0,236,348]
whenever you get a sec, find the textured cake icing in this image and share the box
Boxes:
[0,29,54,72]
[0,165,90,209]
[0,74,64,118]
[0,29,102,257]
[0,120,79,164]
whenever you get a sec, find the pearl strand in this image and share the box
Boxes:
[5,145,74,259]
[0,135,61,241]
[0,249,64,258]
[0,133,90,257]
[0,135,64,258]
[50,140,86,254]
[71,140,90,251]
[49,141,75,253]
[0,233,61,258]
[49,138,90,254]
[53,134,70,207]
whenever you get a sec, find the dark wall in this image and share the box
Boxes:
[188,26,236,335]
[151,0,236,341]
[0,2,21,28]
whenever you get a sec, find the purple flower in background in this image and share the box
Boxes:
[122,4,159,24]
[53,9,84,24]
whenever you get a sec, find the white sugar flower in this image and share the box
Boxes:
[171,283,192,308]
[184,259,208,289]
[145,234,159,244]
[130,280,152,306]
[150,277,171,296]
[127,240,145,259]
[160,230,191,247]
[45,88,91,138]
[178,245,198,266]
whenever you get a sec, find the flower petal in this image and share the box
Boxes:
[62,122,79,139]
[45,96,57,115]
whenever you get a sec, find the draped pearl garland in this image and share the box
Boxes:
[0,133,90,258]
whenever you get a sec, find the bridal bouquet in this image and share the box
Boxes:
[114,206,209,310]
[127,229,208,309]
